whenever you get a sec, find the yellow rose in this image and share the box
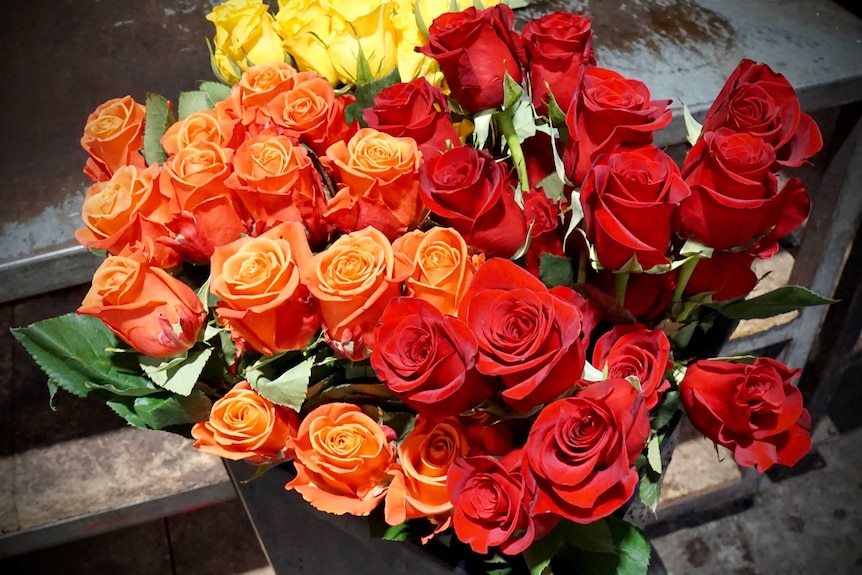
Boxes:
[276,0,340,83]
[326,3,399,84]
[395,20,442,85]
[207,0,287,83]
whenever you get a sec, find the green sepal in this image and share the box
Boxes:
[344,66,401,127]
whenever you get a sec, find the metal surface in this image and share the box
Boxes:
[0,481,236,559]
[224,460,460,575]
[3,0,862,302]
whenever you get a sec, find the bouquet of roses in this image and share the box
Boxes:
[13,0,830,572]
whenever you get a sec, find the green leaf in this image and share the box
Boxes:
[133,392,212,429]
[681,99,702,146]
[143,92,172,165]
[106,391,212,430]
[558,518,652,575]
[503,72,523,110]
[246,355,314,412]
[140,347,213,396]
[539,253,575,289]
[344,66,401,127]
[449,0,459,11]
[177,90,214,120]
[11,314,159,400]
[413,0,429,38]
[712,285,835,320]
[199,81,232,104]
[318,382,398,403]
[504,0,530,8]
[368,517,412,542]
[650,390,680,431]
[638,469,662,514]
[523,525,561,575]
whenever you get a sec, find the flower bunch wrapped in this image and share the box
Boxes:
[14,1,831,572]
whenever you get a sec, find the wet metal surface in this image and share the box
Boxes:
[2,0,862,302]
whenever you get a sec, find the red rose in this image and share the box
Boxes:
[459,259,586,413]
[701,59,823,169]
[523,190,565,277]
[522,12,595,115]
[420,146,528,258]
[684,250,757,301]
[417,5,525,114]
[523,378,650,523]
[363,78,460,160]
[448,450,540,555]
[592,325,672,411]
[564,67,672,186]
[580,146,690,271]
[678,128,810,255]
[371,298,494,418]
[680,358,811,472]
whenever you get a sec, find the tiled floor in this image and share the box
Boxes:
[1,499,272,575]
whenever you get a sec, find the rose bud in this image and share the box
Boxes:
[286,403,395,516]
[417,4,526,114]
[78,249,205,357]
[564,67,672,186]
[81,96,148,182]
[701,59,823,169]
[678,128,810,256]
[522,12,595,115]
[191,381,299,465]
[680,358,812,472]
[580,145,690,272]
[523,378,650,523]
[363,78,460,160]
[419,146,527,259]
[372,298,494,418]
[384,416,471,526]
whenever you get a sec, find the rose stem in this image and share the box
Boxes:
[614,272,629,306]
[494,110,530,197]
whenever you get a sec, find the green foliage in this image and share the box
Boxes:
[245,354,314,412]
[107,391,212,430]
[140,347,213,396]
[344,66,401,127]
[526,518,652,575]
[199,80,232,104]
[11,314,159,403]
[177,90,214,120]
[681,100,702,146]
[650,390,680,431]
[503,72,523,110]
[712,285,834,320]
[539,254,575,289]
[143,92,172,165]
[638,469,662,514]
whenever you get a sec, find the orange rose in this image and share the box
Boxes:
[384,416,470,526]
[325,128,423,239]
[161,109,239,156]
[393,227,485,316]
[210,222,320,355]
[286,403,395,516]
[232,62,315,126]
[301,227,413,359]
[264,76,357,156]
[225,132,327,243]
[80,96,147,182]
[159,141,248,262]
[78,249,205,357]
[75,165,180,269]
[191,381,299,464]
